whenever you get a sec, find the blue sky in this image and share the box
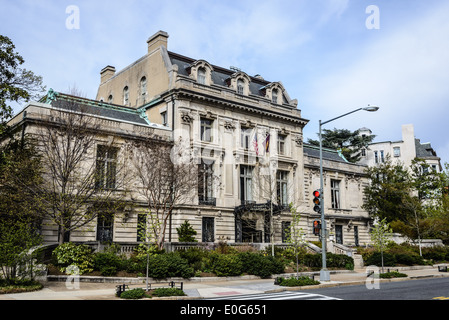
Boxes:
[1,0,449,164]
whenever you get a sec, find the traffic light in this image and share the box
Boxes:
[313,220,321,236]
[313,190,321,213]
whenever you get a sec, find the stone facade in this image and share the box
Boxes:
[7,31,373,249]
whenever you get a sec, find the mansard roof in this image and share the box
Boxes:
[168,51,289,102]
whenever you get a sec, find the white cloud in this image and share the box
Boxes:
[302,2,449,164]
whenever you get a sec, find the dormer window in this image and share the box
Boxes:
[229,72,251,96]
[198,67,206,85]
[190,60,213,86]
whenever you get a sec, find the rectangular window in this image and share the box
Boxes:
[97,213,114,242]
[335,225,343,244]
[161,111,167,126]
[394,147,401,157]
[95,145,118,190]
[380,150,385,163]
[202,217,214,242]
[200,118,213,142]
[240,165,253,204]
[198,68,206,85]
[331,180,340,209]
[282,221,291,243]
[237,80,244,95]
[276,170,288,207]
[374,151,379,164]
[278,134,286,155]
[241,127,251,150]
[198,159,215,206]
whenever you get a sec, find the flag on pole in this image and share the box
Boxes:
[264,133,270,153]
[252,130,259,155]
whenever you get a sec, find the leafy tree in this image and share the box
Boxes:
[308,128,375,163]
[0,138,43,283]
[0,35,46,133]
[284,203,306,277]
[364,157,449,249]
[370,218,393,273]
[363,157,412,222]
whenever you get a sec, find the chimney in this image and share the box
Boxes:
[100,65,116,83]
[147,30,169,53]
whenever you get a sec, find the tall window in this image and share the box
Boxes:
[140,77,147,104]
[107,95,113,103]
[202,217,214,242]
[97,213,113,242]
[240,165,253,204]
[237,79,244,95]
[200,118,213,142]
[95,145,118,190]
[161,111,167,126]
[198,160,215,205]
[276,170,288,207]
[198,67,206,84]
[374,151,379,164]
[278,134,286,155]
[331,179,340,209]
[123,86,129,105]
[241,127,251,150]
[380,150,385,163]
[272,89,278,103]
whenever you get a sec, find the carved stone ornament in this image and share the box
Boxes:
[180,111,193,124]
[224,120,235,131]
[294,134,303,147]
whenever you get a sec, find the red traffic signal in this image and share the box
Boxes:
[313,220,321,236]
[313,190,321,213]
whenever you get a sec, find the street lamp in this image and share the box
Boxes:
[318,105,379,282]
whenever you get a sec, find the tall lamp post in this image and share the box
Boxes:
[319,105,379,281]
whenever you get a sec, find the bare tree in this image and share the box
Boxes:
[130,136,198,250]
[34,91,128,244]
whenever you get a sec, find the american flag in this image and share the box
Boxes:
[252,131,259,155]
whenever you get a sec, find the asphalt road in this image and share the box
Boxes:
[306,277,449,300]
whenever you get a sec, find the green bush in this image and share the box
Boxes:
[276,276,320,287]
[52,243,94,274]
[100,266,117,276]
[238,252,285,278]
[119,288,147,299]
[380,271,407,278]
[326,253,354,270]
[210,253,243,277]
[147,252,194,279]
[152,287,186,297]
[365,252,396,267]
[93,252,121,272]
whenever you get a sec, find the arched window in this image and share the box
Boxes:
[108,95,113,103]
[198,67,206,85]
[140,77,147,104]
[123,86,129,105]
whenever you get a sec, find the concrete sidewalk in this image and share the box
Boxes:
[1,266,448,300]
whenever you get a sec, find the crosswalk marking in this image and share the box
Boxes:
[207,291,341,301]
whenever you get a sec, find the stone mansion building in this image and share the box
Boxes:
[7,31,372,250]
